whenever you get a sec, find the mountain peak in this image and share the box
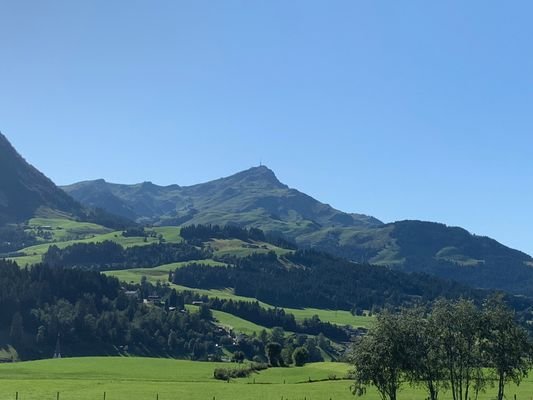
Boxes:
[228,165,287,189]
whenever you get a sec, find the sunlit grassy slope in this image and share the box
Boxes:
[8,219,184,266]
[8,217,373,331]
[106,268,374,329]
[187,304,271,335]
[0,357,530,400]
[209,238,291,257]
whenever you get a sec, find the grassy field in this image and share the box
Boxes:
[8,219,290,267]
[209,238,291,257]
[27,217,112,242]
[286,308,374,329]
[187,305,271,335]
[109,266,374,329]
[8,220,186,267]
[107,265,374,329]
[107,259,227,284]
[150,226,183,243]
[9,231,159,267]
[0,357,530,400]
[0,357,355,400]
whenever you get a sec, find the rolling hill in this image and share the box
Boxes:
[63,166,533,295]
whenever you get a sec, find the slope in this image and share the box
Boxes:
[63,166,533,295]
[0,133,131,255]
[0,132,83,224]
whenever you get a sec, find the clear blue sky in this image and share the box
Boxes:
[1,1,532,255]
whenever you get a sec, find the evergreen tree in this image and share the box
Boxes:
[9,312,24,343]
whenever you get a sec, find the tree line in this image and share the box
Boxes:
[42,240,210,270]
[0,260,224,360]
[0,225,37,254]
[172,250,487,310]
[207,298,350,341]
[180,224,297,250]
[350,297,532,400]
[0,259,337,363]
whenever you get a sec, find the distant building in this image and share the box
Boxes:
[146,295,162,305]
[124,290,139,298]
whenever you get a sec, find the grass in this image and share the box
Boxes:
[27,217,112,242]
[107,266,374,329]
[8,218,290,268]
[0,357,530,400]
[284,308,374,329]
[187,305,271,335]
[240,361,351,384]
[105,259,227,284]
[150,226,183,243]
[8,232,158,267]
[0,357,356,400]
[8,219,187,267]
[209,239,291,258]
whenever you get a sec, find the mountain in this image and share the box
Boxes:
[62,166,382,232]
[63,166,533,295]
[0,133,130,230]
[0,133,83,224]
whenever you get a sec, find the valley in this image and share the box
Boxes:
[2,2,532,399]
[0,133,532,400]
[7,215,375,333]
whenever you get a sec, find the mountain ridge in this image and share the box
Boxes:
[62,165,383,230]
[2,131,532,295]
[62,165,533,296]
[0,133,130,230]
[0,132,84,224]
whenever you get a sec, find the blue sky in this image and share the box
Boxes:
[1,1,532,254]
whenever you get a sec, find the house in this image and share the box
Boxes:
[146,295,162,304]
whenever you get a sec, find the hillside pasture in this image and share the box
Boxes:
[106,259,227,284]
[27,217,112,242]
[187,304,271,335]
[0,357,531,400]
[8,219,186,267]
[106,267,374,329]
[209,238,291,257]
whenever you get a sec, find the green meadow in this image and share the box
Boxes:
[0,357,531,400]
[0,357,355,400]
[27,217,112,240]
[108,259,227,283]
[209,238,291,257]
[106,266,374,330]
[9,219,185,267]
[187,304,271,335]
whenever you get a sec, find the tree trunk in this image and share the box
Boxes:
[497,373,505,400]
[429,383,438,400]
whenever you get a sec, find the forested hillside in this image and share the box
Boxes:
[64,166,533,295]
